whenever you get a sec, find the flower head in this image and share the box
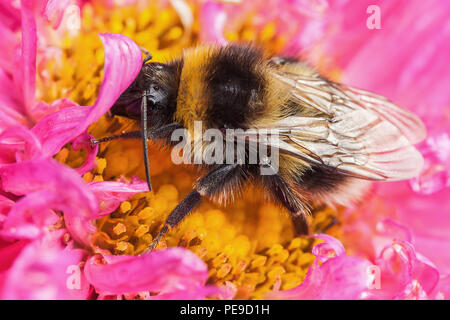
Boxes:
[0,0,449,300]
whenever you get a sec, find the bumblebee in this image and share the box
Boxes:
[92,44,426,250]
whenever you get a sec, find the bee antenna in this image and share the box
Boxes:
[141,90,152,192]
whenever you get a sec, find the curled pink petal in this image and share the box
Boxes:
[31,33,142,157]
[374,182,450,274]
[0,159,98,219]
[88,178,148,217]
[268,235,373,300]
[84,248,209,296]
[411,131,450,195]
[371,240,440,299]
[0,126,42,165]
[81,33,142,128]
[312,233,346,262]
[368,219,413,255]
[72,133,98,175]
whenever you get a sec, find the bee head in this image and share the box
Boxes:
[110,62,178,125]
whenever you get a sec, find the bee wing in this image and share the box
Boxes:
[272,71,426,144]
[256,71,426,181]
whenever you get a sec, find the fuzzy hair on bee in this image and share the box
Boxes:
[92,43,426,251]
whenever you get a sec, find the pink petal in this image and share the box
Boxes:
[44,0,71,29]
[374,182,450,274]
[431,275,450,300]
[323,0,450,127]
[72,133,98,175]
[63,214,96,248]
[0,240,29,273]
[64,178,148,247]
[0,68,29,133]
[0,8,20,76]
[0,2,20,31]
[376,219,412,243]
[0,126,42,166]
[0,194,14,219]
[88,178,148,217]
[268,236,442,300]
[267,235,373,300]
[370,241,440,299]
[0,191,58,240]
[82,33,142,127]
[17,0,37,115]
[149,284,222,300]
[84,248,210,296]
[31,33,142,158]
[31,98,79,122]
[31,106,90,158]
[0,187,60,241]
[1,235,90,299]
[411,131,450,195]
[312,234,346,262]
[359,219,414,258]
[199,1,227,45]
[0,159,98,219]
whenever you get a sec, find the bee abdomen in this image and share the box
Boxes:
[295,164,371,206]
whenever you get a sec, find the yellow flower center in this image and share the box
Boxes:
[44,1,343,299]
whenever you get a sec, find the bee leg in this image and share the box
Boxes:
[146,189,202,251]
[262,174,310,236]
[90,131,141,145]
[289,211,310,236]
[91,123,182,145]
[140,46,153,65]
[144,164,242,253]
[316,216,340,234]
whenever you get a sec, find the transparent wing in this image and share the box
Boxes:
[272,71,426,144]
[253,71,426,181]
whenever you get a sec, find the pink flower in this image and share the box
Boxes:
[1,233,91,300]
[84,248,214,298]
[1,0,448,300]
[317,0,450,278]
[268,235,446,300]
[0,1,222,300]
